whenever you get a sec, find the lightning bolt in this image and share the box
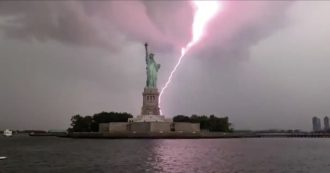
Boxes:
[159,0,222,115]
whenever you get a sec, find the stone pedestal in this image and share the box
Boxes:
[128,114,172,123]
[141,87,160,115]
[128,87,172,123]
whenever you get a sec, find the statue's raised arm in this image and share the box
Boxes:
[145,43,149,65]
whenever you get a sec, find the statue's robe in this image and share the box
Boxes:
[146,57,160,88]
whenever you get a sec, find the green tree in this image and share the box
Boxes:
[173,115,190,122]
[69,112,133,132]
[173,114,233,132]
[68,114,92,132]
[209,116,230,132]
[91,112,133,132]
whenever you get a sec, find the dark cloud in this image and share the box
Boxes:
[0,1,111,48]
[0,1,291,53]
[0,1,175,51]
[192,1,292,61]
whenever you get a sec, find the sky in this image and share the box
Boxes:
[0,1,330,131]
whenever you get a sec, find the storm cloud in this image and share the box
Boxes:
[0,1,329,130]
[0,1,290,53]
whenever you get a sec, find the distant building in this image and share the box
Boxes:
[324,116,329,131]
[312,117,321,132]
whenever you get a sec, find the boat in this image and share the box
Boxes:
[3,129,13,137]
[0,156,7,160]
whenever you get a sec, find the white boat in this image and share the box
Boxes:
[3,129,13,137]
[0,156,7,160]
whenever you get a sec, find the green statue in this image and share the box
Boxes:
[145,43,160,88]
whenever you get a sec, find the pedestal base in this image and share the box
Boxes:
[128,114,172,123]
[141,87,160,115]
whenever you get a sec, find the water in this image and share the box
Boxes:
[1,135,330,173]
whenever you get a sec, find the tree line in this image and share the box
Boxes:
[68,112,132,132]
[173,114,233,132]
[68,112,232,132]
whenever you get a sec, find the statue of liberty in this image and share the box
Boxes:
[145,43,160,88]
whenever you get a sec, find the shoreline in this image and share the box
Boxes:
[58,132,330,139]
